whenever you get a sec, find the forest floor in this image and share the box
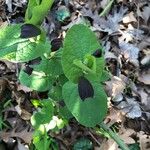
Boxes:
[0,0,150,150]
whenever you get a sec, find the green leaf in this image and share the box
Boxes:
[14,40,50,62]
[0,24,25,48]
[84,57,106,82]
[31,99,54,128]
[19,54,63,91]
[62,81,107,127]
[19,69,54,91]
[48,85,62,101]
[73,138,93,150]
[0,24,50,62]
[33,129,51,150]
[59,106,73,120]
[25,0,54,25]
[0,24,26,58]
[33,54,63,76]
[99,70,110,82]
[62,24,103,83]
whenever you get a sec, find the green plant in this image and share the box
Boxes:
[0,0,130,149]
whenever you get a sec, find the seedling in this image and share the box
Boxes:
[0,0,129,149]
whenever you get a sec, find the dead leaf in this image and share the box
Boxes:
[105,107,123,125]
[5,0,12,12]
[138,70,150,85]
[100,6,127,34]
[105,52,118,59]
[99,138,119,150]
[100,0,110,9]
[141,55,150,66]
[138,89,149,106]
[141,5,150,24]
[117,97,142,119]
[139,38,150,50]
[123,11,137,23]
[15,105,31,120]
[21,109,32,120]
[137,131,150,150]
[17,140,29,150]
[119,42,139,66]
[119,25,144,42]
[105,76,126,101]
[0,129,33,144]
[119,128,135,144]
[82,6,127,34]
[0,78,8,100]
[17,84,32,93]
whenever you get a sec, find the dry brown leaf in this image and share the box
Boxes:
[0,78,8,100]
[21,109,32,120]
[0,129,33,144]
[105,76,126,101]
[119,128,135,144]
[105,107,123,125]
[15,105,31,120]
[137,131,150,150]
[17,84,32,92]
[123,12,137,23]
[99,138,119,150]
[138,71,150,85]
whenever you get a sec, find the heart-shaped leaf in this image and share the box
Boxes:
[62,24,103,83]
[19,53,63,91]
[62,81,107,127]
[0,24,50,62]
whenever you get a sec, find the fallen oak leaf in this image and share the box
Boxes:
[97,6,128,34]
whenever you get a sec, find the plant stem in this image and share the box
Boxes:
[73,59,95,74]
[99,122,130,150]
[26,0,54,25]
[99,0,114,17]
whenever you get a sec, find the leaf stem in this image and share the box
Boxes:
[73,59,95,74]
[99,122,130,150]
[99,0,114,17]
[26,0,54,25]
